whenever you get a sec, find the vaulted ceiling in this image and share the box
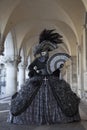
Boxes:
[0,0,86,56]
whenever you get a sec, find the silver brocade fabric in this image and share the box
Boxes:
[7,76,80,125]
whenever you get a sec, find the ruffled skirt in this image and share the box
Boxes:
[7,76,80,125]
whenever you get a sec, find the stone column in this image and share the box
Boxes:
[71,56,78,94]
[83,13,87,100]
[66,65,72,85]
[25,68,29,79]
[77,46,82,98]
[70,63,73,90]
[4,57,17,96]
[64,64,73,89]
[18,63,25,91]
[0,35,4,55]
[83,26,87,71]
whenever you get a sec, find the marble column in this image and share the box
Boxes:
[71,56,78,94]
[66,65,72,87]
[70,63,73,90]
[0,35,4,55]
[18,63,25,91]
[64,64,73,89]
[83,13,87,100]
[4,57,17,96]
[25,68,29,79]
[77,46,82,98]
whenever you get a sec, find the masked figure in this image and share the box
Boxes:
[7,29,80,125]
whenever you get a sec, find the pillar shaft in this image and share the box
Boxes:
[5,61,17,95]
[18,64,25,91]
[82,14,87,100]
[71,56,78,93]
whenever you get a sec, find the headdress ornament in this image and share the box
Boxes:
[33,29,63,56]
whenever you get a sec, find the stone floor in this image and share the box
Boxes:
[0,96,87,130]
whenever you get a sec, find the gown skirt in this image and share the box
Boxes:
[7,75,80,125]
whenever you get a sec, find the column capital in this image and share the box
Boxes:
[77,45,82,53]
[0,34,5,55]
[0,43,4,55]
[83,24,87,29]
[2,56,16,66]
[15,55,21,66]
[0,55,22,66]
[0,56,18,66]
[18,63,26,69]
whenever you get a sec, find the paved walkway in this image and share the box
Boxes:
[0,96,87,130]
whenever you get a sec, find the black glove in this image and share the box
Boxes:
[28,70,37,78]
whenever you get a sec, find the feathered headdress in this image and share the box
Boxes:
[33,29,63,56]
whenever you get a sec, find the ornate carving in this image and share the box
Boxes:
[0,34,5,55]
[0,56,15,65]
[0,55,21,66]
[16,55,21,66]
[78,45,81,52]
[0,42,4,55]
[18,63,26,69]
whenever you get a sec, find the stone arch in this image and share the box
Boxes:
[2,0,80,45]
[3,31,18,95]
[19,21,75,57]
[4,31,14,57]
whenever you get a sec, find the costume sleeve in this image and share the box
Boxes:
[52,69,60,77]
[28,58,38,78]
[28,58,38,70]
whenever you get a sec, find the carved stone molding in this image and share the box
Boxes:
[16,55,21,66]
[78,45,82,53]
[0,56,15,66]
[18,63,26,69]
[0,55,22,67]
[0,43,4,55]
[0,34,5,55]
[0,55,21,66]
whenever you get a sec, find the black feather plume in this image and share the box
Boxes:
[39,29,63,44]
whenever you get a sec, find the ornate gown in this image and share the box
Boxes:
[7,57,80,125]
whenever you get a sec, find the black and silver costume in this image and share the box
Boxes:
[7,29,80,125]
